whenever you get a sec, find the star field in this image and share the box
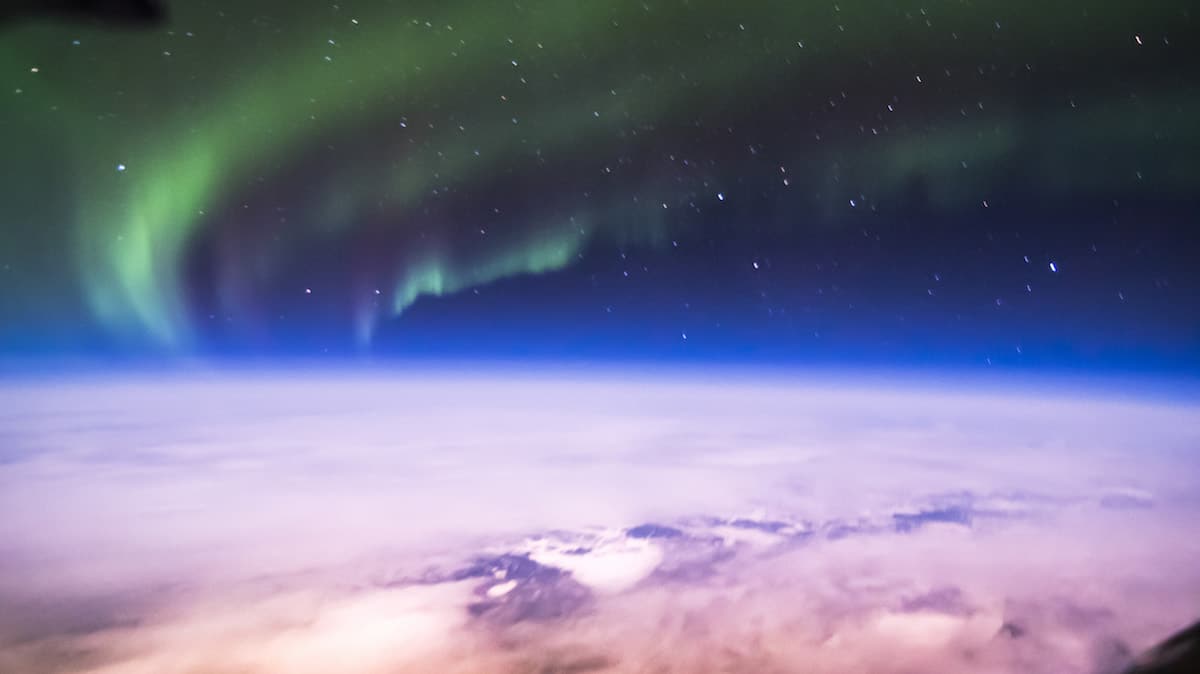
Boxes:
[0,0,1197,370]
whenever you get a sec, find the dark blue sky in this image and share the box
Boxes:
[1,1,1197,374]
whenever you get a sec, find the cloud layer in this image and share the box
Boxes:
[1,371,1198,672]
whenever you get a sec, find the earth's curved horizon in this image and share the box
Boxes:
[1,368,1198,673]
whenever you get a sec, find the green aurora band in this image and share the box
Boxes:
[1,1,1195,350]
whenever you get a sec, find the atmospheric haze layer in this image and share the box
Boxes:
[1,369,1198,674]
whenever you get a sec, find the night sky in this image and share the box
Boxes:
[2,1,1198,372]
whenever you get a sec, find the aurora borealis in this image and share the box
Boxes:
[4,6,1200,671]
[2,0,1198,367]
